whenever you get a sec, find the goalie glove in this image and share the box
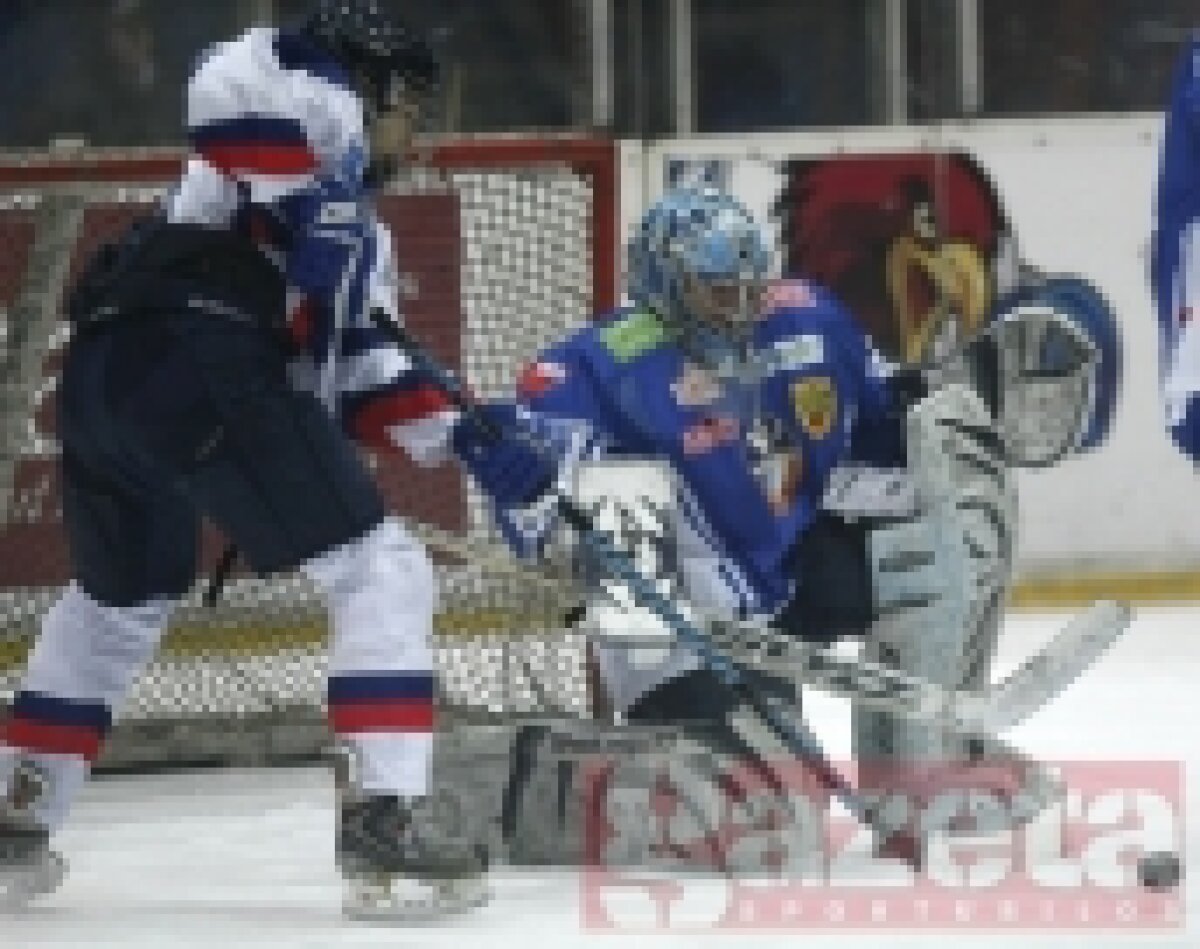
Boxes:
[924,275,1120,467]
[452,402,558,510]
[775,389,1011,650]
[281,178,373,298]
[774,502,963,646]
[774,512,875,645]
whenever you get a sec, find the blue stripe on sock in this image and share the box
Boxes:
[11,690,112,731]
[327,672,435,704]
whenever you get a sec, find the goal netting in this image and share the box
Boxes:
[0,138,618,768]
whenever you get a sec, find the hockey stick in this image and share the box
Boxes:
[204,543,239,608]
[713,597,1131,734]
[405,431,1122,734]
[369,311,880,828]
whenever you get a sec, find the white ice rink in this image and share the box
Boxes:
[3,607,1197,949]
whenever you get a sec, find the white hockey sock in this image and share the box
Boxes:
[1,585,172,830]
[303,518,437,799]
[337,732,434,799]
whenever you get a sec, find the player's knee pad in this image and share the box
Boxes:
[21,584,173,707]
[303,517,436,672]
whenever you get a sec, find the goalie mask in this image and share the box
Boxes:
[981,276,1121,467]
[628,188,771,358]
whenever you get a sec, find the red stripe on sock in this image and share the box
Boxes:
[2,719,104,761]
[328,700,434,734]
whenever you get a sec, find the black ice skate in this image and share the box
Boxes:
[0,761,66,910]
[338,792,489,921]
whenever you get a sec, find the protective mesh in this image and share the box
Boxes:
[0,144,615,747]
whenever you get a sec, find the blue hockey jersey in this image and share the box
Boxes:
[503,279,906,619]
[1154,37,1200,460]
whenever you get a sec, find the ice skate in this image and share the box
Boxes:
[338,792,489,922]
[0,762,66,910]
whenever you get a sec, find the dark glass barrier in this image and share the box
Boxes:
[980,0,1195,115]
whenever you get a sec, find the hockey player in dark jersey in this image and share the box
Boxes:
[0,0,553,921]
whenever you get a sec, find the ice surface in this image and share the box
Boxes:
[2,608,1197,947]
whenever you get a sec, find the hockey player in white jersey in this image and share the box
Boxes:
[0,0,555,921]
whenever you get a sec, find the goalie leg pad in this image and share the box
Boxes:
[502,690,811,874]
[595,725,810,875]
[854,383,1017,804]
[501,720,731,870]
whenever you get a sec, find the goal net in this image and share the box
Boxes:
[0,138,618,768]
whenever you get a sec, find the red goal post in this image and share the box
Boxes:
[0,137,620,766]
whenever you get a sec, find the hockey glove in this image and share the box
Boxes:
[774,511,875,645]
[283,180,371,297]
[452,402,558,510]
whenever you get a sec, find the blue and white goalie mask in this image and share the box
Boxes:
[628,188,771,350]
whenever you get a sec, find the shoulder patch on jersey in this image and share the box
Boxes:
[682,415,739,455]
[517,360,568,400]
[769,333,825,372]
[791,376,837,440]
[671,363,722,407]
[762,280,818,314]
[600,310,669,362]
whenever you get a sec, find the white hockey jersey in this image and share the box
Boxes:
[166,26,457,463]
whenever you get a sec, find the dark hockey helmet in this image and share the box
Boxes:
[305,0,440,112]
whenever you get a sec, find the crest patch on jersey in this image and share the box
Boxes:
[671,364,722,407]
[517,361,568,399]
[681,415,739,455]
[600,311,669,362]
[770,333,825,372]
[791,376,837,439]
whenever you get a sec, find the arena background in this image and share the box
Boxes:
[0,2,1197,772]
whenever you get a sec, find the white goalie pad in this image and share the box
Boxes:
[852,383,1017,775]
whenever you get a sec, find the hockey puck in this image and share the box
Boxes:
[1137,851,1182,891]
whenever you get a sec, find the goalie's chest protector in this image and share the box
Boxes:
[572,312,796,591]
